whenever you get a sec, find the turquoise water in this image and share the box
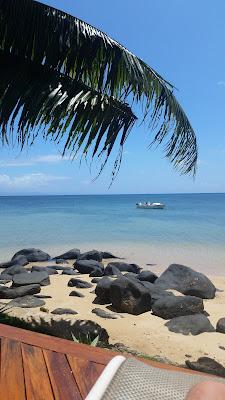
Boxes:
[0,193,225,272]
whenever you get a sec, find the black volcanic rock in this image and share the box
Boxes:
[1,265,27,276]
[78,250,103,262]
[68,278,93,289]
[95,277,113,304]
[152,295,204,319]
[8,295,45,308]
[110,278,152,315]
[104,262,141,276]
[69,290,85,298]
[155,264,216,299]
[186,357,225,378]
[12,271,50,287]
[55,248,80,260]
[74,259,104,274]
[0,284,41,299]
[138,270,158,283]
[51,308,78,315]
[12,248,50,262]
[216,318,225,334]
[165,314,215,335]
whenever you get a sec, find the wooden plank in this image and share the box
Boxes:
[67,355,105,398]
[0,324,215,377]
[22,343,54,400]
[1,338,26,400]
[43,349,82,400]
[0,323,113,364]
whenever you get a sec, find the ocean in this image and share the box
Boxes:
[0,193,225,274]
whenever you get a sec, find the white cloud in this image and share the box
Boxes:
[197,159,208,166]
[0,154,71,168]
[217,81,225,86]
[0,173,70,189]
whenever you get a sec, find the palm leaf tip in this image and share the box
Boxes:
[0,0,197,177]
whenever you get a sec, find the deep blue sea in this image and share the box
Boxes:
[0,193,225,273]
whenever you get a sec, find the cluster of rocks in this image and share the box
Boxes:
[1,247,225,375]
[0,247,120,311]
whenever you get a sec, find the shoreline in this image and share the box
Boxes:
[1,242,225,275]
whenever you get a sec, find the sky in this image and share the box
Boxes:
[1,0,225,195]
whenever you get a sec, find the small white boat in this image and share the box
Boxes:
[136,202,165,209]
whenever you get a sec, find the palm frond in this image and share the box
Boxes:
[0,52,136,178]
[0,0,198,175]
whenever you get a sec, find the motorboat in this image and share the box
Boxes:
[136,202,165,209]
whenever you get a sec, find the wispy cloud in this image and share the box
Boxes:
[0,154,71,168]
[217,81,225,86]
[0,173,70,189]
[197,159,208,166]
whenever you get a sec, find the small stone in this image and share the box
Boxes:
[51,308,78,315]
[219,346,225,351]
[69,290,85,298]
[92,308,122,319]
[216,318,225,334]
[61,269,78,276]
[68,278,93,289]
[40,306,49,313]
[91,278,101,284]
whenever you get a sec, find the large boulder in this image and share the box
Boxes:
[78,250,103,262]
[138,270,158,283]
[0,255,28,268]
[89,269,103,278]
[68,278,93,289]
[55,248,80,260]
[74,259,104,274]
[12,248,50,262]
[1,265,27,276]
[155,264,216,299]
[31,266,58,275]
[186,357,225,378]
[0,284,41,299]
[104,262,141,276]
[101,251,119,259]
[216,318,225,334]
[165,314,215,335]
[12,271,50,287]
[140,281,174,305]
[8,295,45,308]
[152,295,204,319]
[95,277,113,304]
[110,278,152,315]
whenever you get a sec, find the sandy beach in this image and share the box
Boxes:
[2,258,225,367]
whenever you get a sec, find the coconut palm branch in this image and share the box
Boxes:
[0,0,197,177]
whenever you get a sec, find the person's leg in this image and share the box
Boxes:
[186,381,225,400]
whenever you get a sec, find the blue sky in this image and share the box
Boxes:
[1,0,225,195]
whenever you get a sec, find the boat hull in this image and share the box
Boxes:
[136,204,165,209]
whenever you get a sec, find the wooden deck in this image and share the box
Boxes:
[0,323,209,399]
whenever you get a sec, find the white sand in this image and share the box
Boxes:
[4,261,225,366]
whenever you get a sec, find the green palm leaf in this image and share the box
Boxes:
[0,0,197,175]
[0,52,136,178]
